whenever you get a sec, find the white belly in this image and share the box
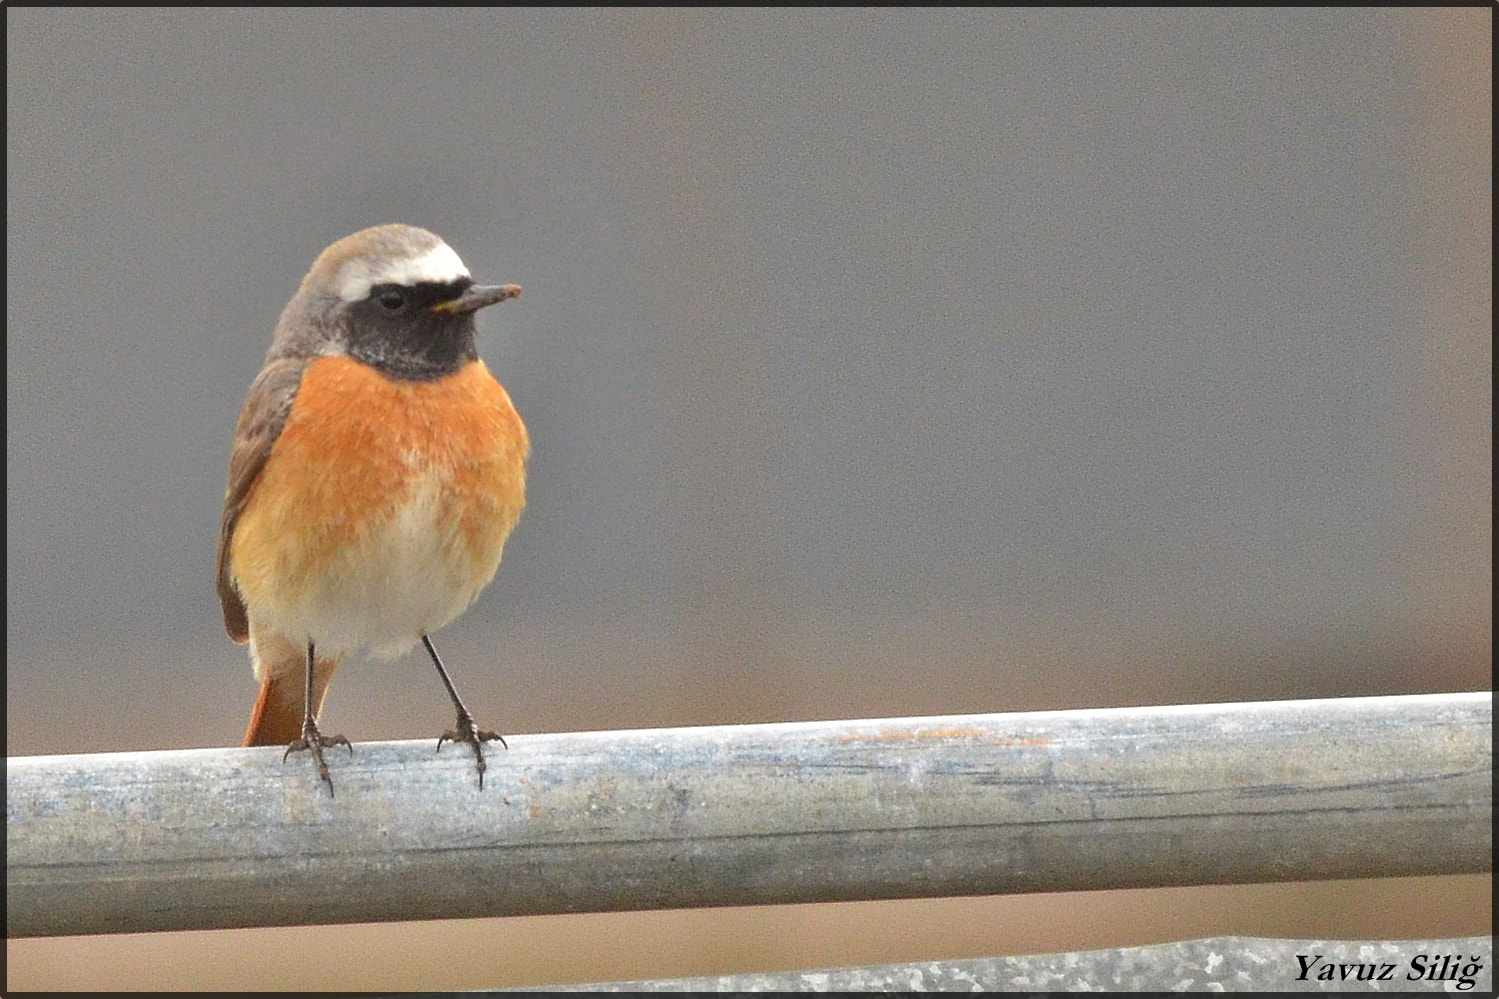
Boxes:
[253,472,496,658]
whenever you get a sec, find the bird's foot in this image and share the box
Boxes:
[437,712,507,789]
[284,720,353,797]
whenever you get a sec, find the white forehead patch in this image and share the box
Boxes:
[335,241,470,302]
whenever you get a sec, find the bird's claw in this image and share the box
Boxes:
[284,723,353,796]
[437,714,507,789]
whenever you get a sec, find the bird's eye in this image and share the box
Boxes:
[376,288,406,311]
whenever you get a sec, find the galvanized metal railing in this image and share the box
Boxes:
[6,692,1491,939]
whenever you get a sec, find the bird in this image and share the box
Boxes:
[216,224,528,795]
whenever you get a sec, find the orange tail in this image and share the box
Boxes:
[244,651,341,747]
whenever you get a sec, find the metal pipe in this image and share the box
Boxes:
[6,692,1490,937]
[532,936,1496,993]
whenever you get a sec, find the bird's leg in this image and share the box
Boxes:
[283,640,352,796]
[426,634,506,789]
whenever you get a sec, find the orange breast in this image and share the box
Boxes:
[229,355,528,654]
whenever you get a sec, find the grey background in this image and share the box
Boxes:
[6,8,1489,992]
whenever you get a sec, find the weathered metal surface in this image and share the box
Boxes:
[6,692,1491,937]
[517,936,1495,993]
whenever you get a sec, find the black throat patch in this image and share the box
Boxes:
[346,278,480,381]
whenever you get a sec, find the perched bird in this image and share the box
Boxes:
[216,224,528,794]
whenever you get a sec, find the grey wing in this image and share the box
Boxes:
[216,358,309,642]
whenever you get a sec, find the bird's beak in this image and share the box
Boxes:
[432,283,522,315]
